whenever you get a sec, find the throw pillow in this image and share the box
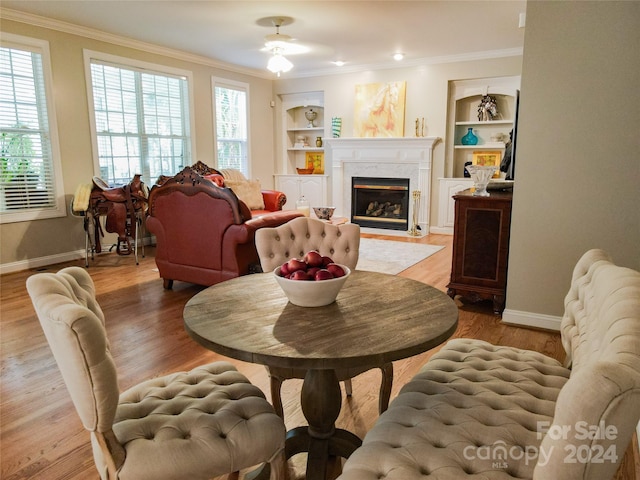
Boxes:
[225,179,265,210]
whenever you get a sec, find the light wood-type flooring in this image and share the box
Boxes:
[1,232,637,479]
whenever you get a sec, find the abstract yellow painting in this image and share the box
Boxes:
[305,152,324,174]
[354,81,406,137]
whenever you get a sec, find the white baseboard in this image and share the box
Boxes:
[501,308,562,331]
[1,249,86,275]
[428,226,454,235]
[1,237,155,275]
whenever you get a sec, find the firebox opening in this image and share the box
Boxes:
[351,177,410,230]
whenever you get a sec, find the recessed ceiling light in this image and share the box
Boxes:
[393,53,404,61]
[332,60,345,67]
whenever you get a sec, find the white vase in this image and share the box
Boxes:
[466,165,496,197]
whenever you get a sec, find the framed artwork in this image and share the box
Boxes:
[354,81,406,137]
[305,152,324,174]
[472,150,501,178]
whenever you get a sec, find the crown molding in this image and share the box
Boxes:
[0,7,272,79]
[1,7,523,81]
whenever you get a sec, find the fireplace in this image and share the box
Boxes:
[351,177,410,230]
[326,137,440,234]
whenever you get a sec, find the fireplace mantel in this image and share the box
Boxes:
[326,137,440,234]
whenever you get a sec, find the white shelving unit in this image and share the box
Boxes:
[435,76,520,234]
[446,76,520,178]
[276,91,329,210]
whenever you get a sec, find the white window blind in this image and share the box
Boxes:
[0,43,61,218]
[214,80,249,176]
[89,59,191,186]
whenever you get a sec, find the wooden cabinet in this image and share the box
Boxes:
[447,189,512,314]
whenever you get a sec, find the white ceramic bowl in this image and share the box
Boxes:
[273,264,351,307]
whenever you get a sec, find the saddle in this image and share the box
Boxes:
[89,174,148,255]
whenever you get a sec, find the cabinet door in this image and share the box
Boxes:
[300,176,327,207]
[439,179,474,228]
[275,176,301,210]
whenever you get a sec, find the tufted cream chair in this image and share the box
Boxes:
[255,216,393,419]
[26,266,287,480]
[338,249,640,480]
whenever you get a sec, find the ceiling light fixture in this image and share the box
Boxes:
[264,18,298,77]
[267,47,293,76]
[332,60,345,67]
[393,53,404,61]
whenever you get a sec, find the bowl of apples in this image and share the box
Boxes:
[274,250,351,307]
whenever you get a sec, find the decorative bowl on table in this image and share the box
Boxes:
[296,168,314,175]
[312,206,336,220]
[274,264,351,307]
[466,165,497,197]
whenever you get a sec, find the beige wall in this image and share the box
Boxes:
[0,18,275,266]
[505,1,640,318]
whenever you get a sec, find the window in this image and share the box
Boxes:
[85,51,193,186]
[0,34,64,222]
[213,78,249,176]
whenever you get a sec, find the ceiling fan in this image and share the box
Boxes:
[259,16,309,76]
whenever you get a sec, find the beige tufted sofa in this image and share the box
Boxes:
[27,266,286,480]
[338,249,640,480]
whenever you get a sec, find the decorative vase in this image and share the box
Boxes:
[315,136,323,147]
[466,165,496,197]
[305,109,317,128]
[461,127,478,146]
[331,117,342,138]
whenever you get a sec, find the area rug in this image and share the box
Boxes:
[356,238,444,275]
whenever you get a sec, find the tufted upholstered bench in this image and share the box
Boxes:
[27,266,287,480]
[338,249,640,480]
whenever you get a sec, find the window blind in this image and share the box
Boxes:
[214,83,248,175]
[90,60,190,185]
[0,46,57,213]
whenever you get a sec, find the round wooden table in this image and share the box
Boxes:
[183,270,458,480]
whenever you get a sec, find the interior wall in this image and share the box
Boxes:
[0,19,275,267]
[505,1,640,317]
[273,56,523,227]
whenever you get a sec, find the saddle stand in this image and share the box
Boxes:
[72,175,148,266]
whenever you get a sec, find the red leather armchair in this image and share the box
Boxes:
[146,166,303,289]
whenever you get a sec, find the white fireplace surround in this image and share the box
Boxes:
[326,137,440,234]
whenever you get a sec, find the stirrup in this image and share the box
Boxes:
[116,238,133,256]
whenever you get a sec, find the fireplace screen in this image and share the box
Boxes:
[351,177,410,230]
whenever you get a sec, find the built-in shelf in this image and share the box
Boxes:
[454,143,506,150]
[455,120,513,126]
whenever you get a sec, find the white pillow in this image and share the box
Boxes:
[225,179,265,210]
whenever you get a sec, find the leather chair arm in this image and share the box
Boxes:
[245,211,304,231]
[261,190,287,211]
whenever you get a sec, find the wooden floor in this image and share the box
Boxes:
[1,232,637,479]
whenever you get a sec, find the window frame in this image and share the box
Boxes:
[0,33,65,224]
[212,77,251,177]
[83,49,197,186]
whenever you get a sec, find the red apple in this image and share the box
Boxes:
[307,267,321,278]
[314,269,334,281]
[303,250,323,268]
[290,270,312,281]
[326,263,346,278]
[279,262,290,277]
[321,255,334,267]
[287,258,307,273]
